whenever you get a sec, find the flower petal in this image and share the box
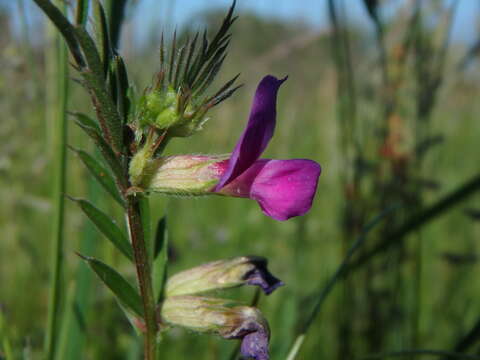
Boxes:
[214,75,287,191]
[240,325,270,360]
[243,257,284,295]
[220,159,321,221]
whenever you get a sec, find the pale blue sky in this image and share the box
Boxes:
[129,0,479,44]
[10,0,480,46]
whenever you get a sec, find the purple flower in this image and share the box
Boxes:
[213,75,321,221]
[161,297,271,360]
[143,75,321,221]
[240,322,270,360]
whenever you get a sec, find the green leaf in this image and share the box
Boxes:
[73,114,125,185]
[32,0,85,66]
[74,27,123,153]
[72,198,133,261]
[153,217,168,303]
[113,55,130,123]
[70,112,101,132]
[71,147,124,207]
[74,26,105,81]
[78,254,143,317]
[80,70,124,153]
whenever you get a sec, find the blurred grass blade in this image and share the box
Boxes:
[70,147,124,207]
[361,349,480,359]
[75,0,90,26]
[93,0,112,76]
[286,206,399,360]
[153,217,168,303]
[0,311,14,360]
[56,177,101,360]
[450,316,480,356]
[78,254,143,317]
[104,0,128,50]
[71,198,133,261]
[44,0,69,357]
[349,173,480,271]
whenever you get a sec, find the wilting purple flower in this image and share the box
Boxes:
[240,322,270,360]
[143,75,321,221]
[166,256,283,297]
[161,296,271,360]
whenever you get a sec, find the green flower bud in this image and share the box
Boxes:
[140,87,182,130]
[166,256,283,297]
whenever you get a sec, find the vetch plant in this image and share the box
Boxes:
[33,0,321,359]
[132,75,321,221]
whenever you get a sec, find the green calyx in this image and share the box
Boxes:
[137,85,209,138]
[141,87,180,130]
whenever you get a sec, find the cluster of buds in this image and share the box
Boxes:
[128,7,242,188]
[137,80,211,138]
[158,257,283,360]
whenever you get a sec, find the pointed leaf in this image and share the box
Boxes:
[113,55,130,123]
[73,114,125,184]
[71,147,124,207]
[72,198,133,261]
[32,0,85,66]
[153,217,168,302]
[74,26,105,81]
[79,254,143,317]
[70,112,101,133]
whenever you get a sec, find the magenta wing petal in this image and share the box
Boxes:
[220,159,321,221]
[214,75,287,191]
[250,159,321,221]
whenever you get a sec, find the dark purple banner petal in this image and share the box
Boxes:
[215,75,287,191]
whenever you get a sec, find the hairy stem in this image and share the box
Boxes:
[126,196,157,360]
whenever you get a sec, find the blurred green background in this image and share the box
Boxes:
[1,0,480,359]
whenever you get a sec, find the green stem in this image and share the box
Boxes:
[44,1,69,358]
[126,196,157,360]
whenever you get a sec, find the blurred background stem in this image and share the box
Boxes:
[43,0,69,358]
